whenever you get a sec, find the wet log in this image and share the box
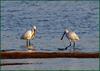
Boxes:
[0,51,99,59]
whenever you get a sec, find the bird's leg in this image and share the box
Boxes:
[29,40,31,46]
[26,40,29,47]
[73,42,75,51]
[65,41,71,50]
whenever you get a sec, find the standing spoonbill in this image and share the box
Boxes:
[21,26,37,47]
[58,29,80,50]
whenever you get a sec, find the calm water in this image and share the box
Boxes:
[1,1,99,70]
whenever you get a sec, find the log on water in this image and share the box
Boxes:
[0,51,99,59]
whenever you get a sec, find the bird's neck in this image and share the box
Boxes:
[32,29,36,35]
[65,32,69,38]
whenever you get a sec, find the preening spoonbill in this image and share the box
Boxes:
[58,29,80,50]
[21,26,37,47]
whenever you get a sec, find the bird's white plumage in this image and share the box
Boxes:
[59,29,80,50]
[21,26,36,40]
[63,29,80,42]
[23,30,32,40]
[21,25,37,47]
[65,29,69,33]
[33,26,36,30]
[67,32,79,42]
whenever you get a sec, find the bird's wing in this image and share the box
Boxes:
[68,32,80,41]
[21,30,32,39]
[73,32,80,40]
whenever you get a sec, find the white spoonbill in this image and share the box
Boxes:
[21,26,37,47]
[58,29,80,50]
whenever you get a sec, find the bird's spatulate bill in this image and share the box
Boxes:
[61,32,66,40]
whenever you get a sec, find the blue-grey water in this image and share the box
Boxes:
[1,1,99,70]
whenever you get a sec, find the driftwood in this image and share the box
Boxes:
[0,51,99,59]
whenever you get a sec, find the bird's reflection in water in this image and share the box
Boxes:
[26,45,36,52]
[20,44,36,51]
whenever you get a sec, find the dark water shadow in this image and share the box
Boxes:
[1,49,17,52]
[0,62,43,66]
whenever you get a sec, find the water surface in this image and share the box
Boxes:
[1,1,99,70]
